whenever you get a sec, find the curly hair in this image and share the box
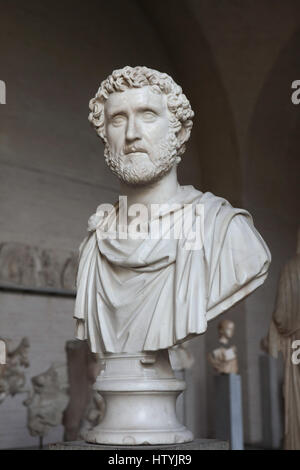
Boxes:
[88,66,194,157]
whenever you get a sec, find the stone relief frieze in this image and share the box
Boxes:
[0,242,77,291]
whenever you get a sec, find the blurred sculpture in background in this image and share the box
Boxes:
[169,343,194,371]
[0,337,30,404]
[23,363,69,448]
[79,390,105,440]
[63,340,104,441]
[208,319,238,374]
[0,339,6,365]
[0,339,6,403]
[263,229,300,450]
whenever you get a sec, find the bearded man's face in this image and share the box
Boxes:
[103,86,179,185]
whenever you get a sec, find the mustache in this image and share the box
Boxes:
[124,145,148,154]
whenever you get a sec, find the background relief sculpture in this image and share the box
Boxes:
[23,363,69,448]
[0,242,77,291]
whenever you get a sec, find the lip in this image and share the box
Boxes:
[125,151,148,156]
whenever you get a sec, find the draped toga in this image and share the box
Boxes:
[74,185,271,354]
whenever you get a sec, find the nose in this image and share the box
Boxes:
[125,115,141,143]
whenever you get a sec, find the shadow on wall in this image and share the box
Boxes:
[246,27,300,226]
[138,0,242,207]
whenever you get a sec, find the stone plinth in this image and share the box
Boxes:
[259,354,283,449]
[85,351,193,445]
[215,374,244,450]
[49,438,229,450]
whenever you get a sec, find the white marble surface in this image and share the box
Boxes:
[73,66,271,445]
[86,351,193,445]
[75,185,271,354]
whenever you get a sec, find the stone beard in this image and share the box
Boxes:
[104,128,179,186]
[74,66,271,355]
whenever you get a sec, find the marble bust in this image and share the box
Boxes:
[73,66,271,444]
[208,319,238,374]
[74,66,271,355]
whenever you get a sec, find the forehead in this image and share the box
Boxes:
[219,321,234,330]
[104,86,167,114]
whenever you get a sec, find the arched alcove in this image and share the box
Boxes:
[244,27,300,444]
[246,29,300,229]
[138,0,242,207]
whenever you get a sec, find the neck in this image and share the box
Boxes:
[119,165,180,207]
[219,335,229,345]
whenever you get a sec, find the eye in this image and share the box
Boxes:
[142,111,157,122]
[111,115,126,126]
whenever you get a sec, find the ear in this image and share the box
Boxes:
[176,124,189,148]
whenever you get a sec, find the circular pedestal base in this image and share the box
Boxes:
[85,351,194,446]
[87,425,193,446]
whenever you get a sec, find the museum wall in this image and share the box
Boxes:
[1,0,299,449]
[0,0,203,449]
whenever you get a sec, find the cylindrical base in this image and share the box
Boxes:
[86,351,193,446]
